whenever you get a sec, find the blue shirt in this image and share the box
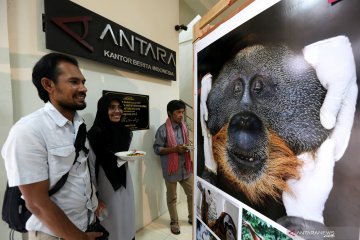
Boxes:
[153,121,192,182]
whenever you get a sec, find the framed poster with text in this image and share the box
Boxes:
[103,90,149,131]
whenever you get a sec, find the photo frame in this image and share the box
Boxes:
[194,0,360,239]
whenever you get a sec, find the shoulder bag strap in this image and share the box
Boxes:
[48,123,89,196]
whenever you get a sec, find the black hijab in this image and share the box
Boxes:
[88,93,132,191]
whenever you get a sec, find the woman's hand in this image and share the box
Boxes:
[95,201,106,217]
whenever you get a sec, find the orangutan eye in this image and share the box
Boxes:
[233,81,242,96]
[252,78,264,94]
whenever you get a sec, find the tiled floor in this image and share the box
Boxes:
[135,201,194,240]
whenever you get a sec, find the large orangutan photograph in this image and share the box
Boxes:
[195,0,360,239]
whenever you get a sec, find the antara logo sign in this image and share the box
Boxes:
[52,16,94,52]
[44,0,177,80]
[99,24,176,66]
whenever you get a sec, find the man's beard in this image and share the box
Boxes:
[60,101,87,111]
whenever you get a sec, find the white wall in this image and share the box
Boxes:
[179,0,197,26]
[179,15,201,108]
[0,0,15,238]
[0,0,181,238]
[178,15,202,174]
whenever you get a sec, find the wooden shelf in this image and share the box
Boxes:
[193,0,254,42]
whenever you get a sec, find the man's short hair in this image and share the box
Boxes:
[167,100,186,115]
[32,53,79,103]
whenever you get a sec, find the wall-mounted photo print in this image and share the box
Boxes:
[242,209,292,240]
[197,219,218,240]
[196,180,239,240]
[194,0,360,239]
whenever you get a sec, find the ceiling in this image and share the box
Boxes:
[182,0,219,16]
[179,0,249,28]
[179,0,219,25]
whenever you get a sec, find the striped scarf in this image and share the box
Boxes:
[165,118,192,175]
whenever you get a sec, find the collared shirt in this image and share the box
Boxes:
[153,121,192,182]
[2,102,97,236]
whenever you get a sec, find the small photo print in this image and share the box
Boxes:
[197,219,218,240]
[196,179,239,240]
[241,208,292,240]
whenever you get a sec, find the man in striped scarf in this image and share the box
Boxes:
[153,100,193,235]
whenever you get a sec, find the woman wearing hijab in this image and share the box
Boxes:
[88,93,135,240]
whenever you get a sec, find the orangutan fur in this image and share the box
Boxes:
[212,124,302,205]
